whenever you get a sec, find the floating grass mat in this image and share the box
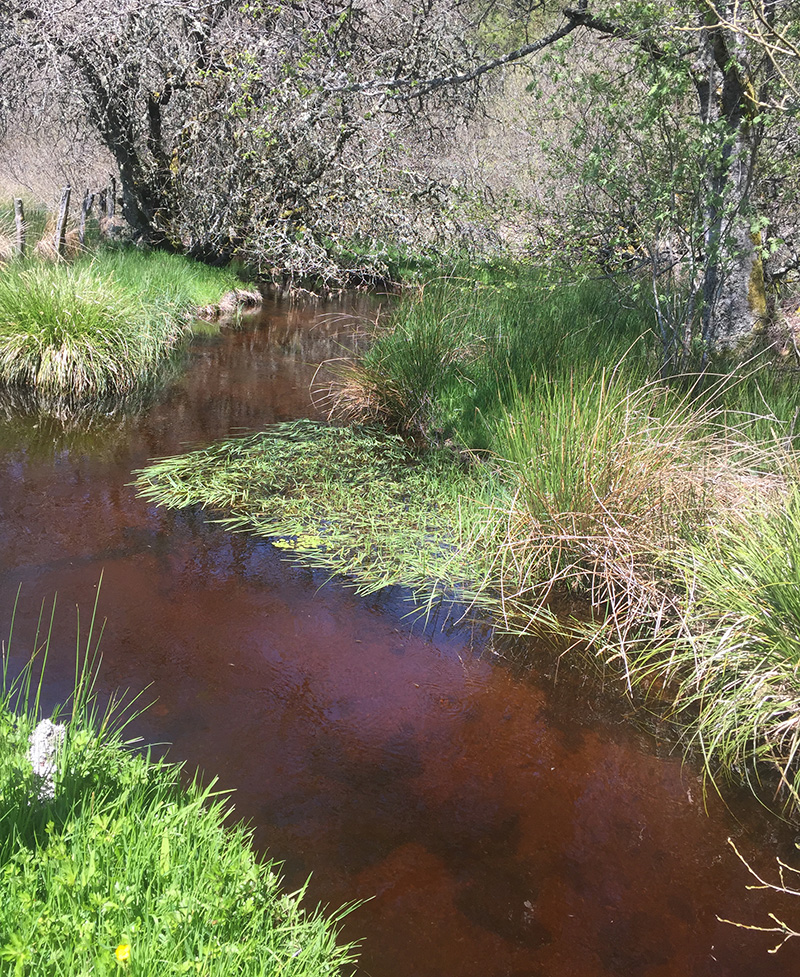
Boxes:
[135,420,503,611]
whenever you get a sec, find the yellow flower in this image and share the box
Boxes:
[115,943,131,964]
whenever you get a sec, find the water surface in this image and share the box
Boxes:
[1,296,799,977]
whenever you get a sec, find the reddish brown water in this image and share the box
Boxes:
[2,296,800,977]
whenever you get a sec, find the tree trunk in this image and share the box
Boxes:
[694,10,767,360]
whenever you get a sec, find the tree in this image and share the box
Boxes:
[339,1,800,362]
[0,0,493,282]
[2,1,798,357]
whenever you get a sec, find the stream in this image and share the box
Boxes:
[1,296,800,977]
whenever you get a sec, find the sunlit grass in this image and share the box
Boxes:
[84,247,242,309]
[0,263,185,400]
[332,270,657,450]
[0,596,358,976]
[0,249,243,405]
[136,419,503,611]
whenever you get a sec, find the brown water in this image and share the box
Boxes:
[1,296,800,977]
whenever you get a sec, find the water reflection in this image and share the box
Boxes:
[1,294,799,977]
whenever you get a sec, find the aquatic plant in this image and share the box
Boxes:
[136,419,503,612]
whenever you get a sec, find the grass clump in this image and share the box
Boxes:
[332,269,656,449]
[0,263,184,401]
[0,249,243,406]
[480,372,715,645]
[637,487,800,807]
[0,606,357,976]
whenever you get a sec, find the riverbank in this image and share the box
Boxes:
[0,632,357,976]
[0,246,247,406]
[135,264,800,818]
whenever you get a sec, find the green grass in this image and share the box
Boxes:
[0,263,183,400]
[135,420,504,613]
[82,248,242,310]
[0,600,357,976]
[0,249,242,405]
[333,269,657,450]
[634,483,800,809]
[134,263,800,813]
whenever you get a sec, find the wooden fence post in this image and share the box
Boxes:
[54,185,71,258]
[79,189,94,245]
[13,198,25,258]
[107,176,116,218]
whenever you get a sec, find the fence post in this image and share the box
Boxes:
[107,175,116,218]
[79,189,94,245]
[54,185,71,257]
[13,198,25,258]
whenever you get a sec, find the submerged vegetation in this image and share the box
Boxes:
[136,420,497,609]
[0,608,357,976]
[0,246,243,406]
[136,267,800,817]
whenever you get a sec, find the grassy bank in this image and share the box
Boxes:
[0,248,242,405]
[134,266,800,813]
[0,620,356,977]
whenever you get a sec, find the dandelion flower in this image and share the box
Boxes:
[115,943,131,964]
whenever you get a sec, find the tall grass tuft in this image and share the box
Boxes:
[481,371,718,651]
[0,248,243,405]
[0,596,358,976]
[84,247,243,310]
[0,263,184,400]
[637,484,800,808]
[332,270,657,450]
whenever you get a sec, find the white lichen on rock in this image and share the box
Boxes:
[27,718,66,801]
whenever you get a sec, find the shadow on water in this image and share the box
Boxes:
[1,292,800,977]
